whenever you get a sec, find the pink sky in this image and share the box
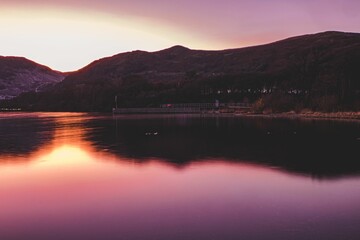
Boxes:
[1,0,359,71]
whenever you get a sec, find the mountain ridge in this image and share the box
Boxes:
[3,31,360,112]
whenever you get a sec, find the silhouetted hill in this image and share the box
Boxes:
[0,57,64,99]
[6,31,360,111]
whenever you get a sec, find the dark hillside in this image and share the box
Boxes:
[5,31,360,112]
[0,57,64,100]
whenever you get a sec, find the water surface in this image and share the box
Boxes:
[0,113,359,240]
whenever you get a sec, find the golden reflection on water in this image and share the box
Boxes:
[0,113,118,186]
[0,113,154,208]
[1,113,94,164]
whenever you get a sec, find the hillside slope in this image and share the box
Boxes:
[8,31,360,111]
[0,57,64,99]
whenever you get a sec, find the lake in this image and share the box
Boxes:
[0,112,359,240]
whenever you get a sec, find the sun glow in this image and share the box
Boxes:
[0,6,220,71]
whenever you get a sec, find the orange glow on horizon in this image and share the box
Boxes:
[0,6,226,72]
[1,1,360,72]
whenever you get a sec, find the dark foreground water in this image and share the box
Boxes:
[0,112,359,240]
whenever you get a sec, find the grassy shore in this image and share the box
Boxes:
[234,110,360,121]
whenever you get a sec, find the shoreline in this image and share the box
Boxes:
[234,111,360,121]
[1,110,360,121]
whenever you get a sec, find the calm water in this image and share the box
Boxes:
[0,112,360,240]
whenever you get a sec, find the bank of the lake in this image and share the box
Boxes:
[234,111,360,121]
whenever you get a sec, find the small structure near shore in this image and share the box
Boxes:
[112,102,251,114]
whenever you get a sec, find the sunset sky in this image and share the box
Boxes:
[1,0,359,71]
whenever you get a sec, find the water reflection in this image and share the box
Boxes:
[0,113,90,164]
[0,113,360,240]
[0,113,360,179]
[91,115,360,179]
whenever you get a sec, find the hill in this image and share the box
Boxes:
[0,57,64,100]
[5,31,360,112]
